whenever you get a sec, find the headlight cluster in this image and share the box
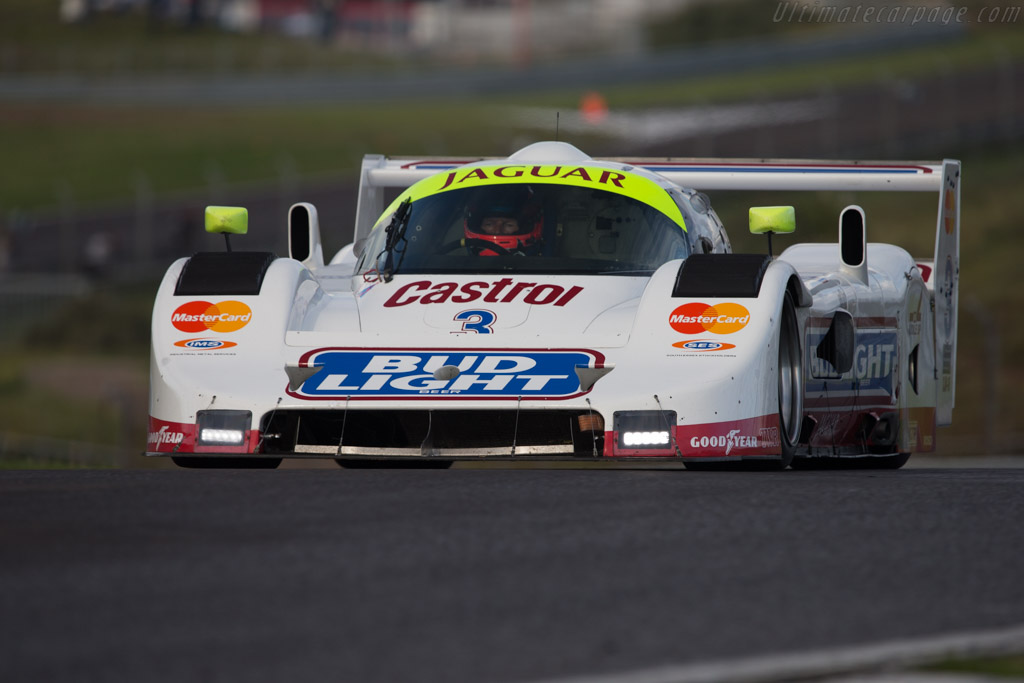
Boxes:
[621,430,670,447]
[613,410,676,453]
[196,410,252,449]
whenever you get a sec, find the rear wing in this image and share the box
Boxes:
[354,154,960,422]
[354,155,955,237]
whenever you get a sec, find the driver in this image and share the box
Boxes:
[464,188,542,256]
[479,215,521,236]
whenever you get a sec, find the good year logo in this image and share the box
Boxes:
[148,425,184,448]
[172,300,252,333]
[669,302,750,335]
[689,427,778,455]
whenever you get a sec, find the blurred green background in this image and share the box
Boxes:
[0,0,1021,467]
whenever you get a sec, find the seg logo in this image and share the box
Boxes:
[172,300,252,333]
[669,302,750,335]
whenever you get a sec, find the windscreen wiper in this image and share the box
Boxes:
[380,198,412,282]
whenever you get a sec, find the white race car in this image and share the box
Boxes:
[147,141,959,469]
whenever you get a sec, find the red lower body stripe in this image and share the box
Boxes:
[607,414,782,458]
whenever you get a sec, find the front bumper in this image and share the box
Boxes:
[147,409,783,462]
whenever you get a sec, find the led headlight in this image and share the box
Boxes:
[200,428,245,445]
[614,410,677,452]
[622,430,670,447]
[196,410,252,448]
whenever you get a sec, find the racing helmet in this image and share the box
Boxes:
[464,187,542,256]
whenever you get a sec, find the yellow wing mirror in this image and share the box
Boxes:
[749,206,795,257]
[205,206,248,252]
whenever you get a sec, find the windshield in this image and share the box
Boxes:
[357,183,691,277]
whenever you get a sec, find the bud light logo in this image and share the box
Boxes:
[807,330,896,396]
[291,348,602,399]
[174,338,238,350]
[671,339,736,352]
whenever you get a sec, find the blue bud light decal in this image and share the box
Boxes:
[290,348,603,399]
[806,330,897,396]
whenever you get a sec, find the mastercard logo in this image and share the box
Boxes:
[171,301,252,333]
[669,302,750,335]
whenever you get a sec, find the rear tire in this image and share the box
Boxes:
[172,457,282,469]
[334,459,454,469]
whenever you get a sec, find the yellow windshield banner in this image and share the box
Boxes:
[376,164,687,231]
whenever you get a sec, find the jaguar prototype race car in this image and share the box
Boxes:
[147,141,960,469]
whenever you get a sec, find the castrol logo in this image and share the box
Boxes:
[172,300,252,333]
[669,302,750,335]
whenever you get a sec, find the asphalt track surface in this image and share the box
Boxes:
[2,464,1023,683]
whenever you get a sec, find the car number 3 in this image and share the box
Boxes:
[453,309,496,334]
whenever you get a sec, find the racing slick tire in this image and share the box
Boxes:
[171,456,282,469]
[334,459,454,469]
[776,291,803,469]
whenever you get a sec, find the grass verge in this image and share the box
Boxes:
[927,654,1024,677]
[0,351,143,447]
